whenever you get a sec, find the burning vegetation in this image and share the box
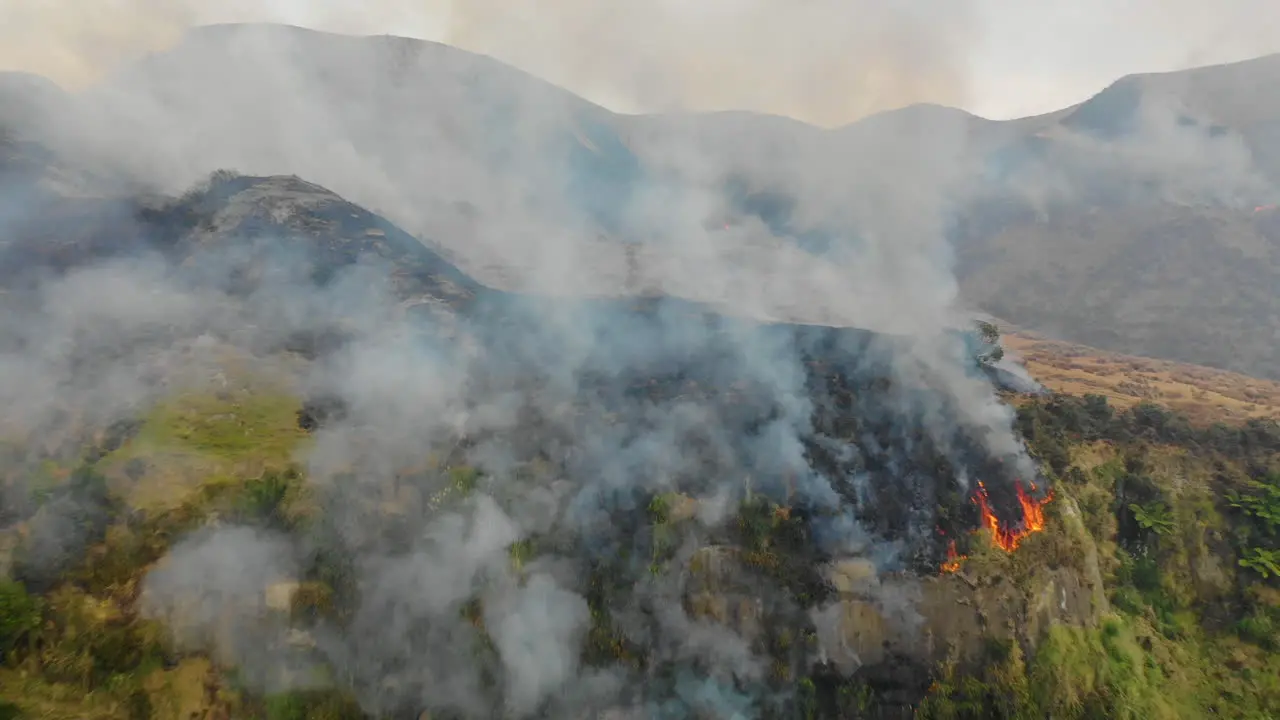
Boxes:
[941,479,1054,572]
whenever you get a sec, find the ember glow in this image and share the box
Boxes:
[940,479,1054,572]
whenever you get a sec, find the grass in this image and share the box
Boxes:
[8,330,1280,718]
[1029,616,1180,720]
[0,657,245,720]
[99,382,308,513]
[0,366,317,718]
[1004,331,1280,425]
[0,671,127,720]
[135,390,304,461]
[915,382,1280,719]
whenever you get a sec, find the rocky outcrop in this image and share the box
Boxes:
[679,534,1107,696]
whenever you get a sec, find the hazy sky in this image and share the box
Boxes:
[970,0,1280,117]
[0,0,1277,122]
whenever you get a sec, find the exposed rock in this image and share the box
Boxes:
[829,558,878,597]
[814,564,1106,678]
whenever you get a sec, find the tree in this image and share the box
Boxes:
[974,320,1005,366]
[977,320,1001,345]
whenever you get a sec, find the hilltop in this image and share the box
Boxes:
[6,22,1274,377]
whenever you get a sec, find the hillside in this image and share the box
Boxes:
[0,158,1049,717]
[0,21,1279,720]
[16,22,1271,379]
[954,202,1280,380]
[1004,331,1280,426]
[0,153,1274,718]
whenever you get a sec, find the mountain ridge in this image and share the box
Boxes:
[1,27,1280,717]
[5,23,1280,379]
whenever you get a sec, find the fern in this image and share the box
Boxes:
[1238,547,1280,579]
[1129,502,1175,536]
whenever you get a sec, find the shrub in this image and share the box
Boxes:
[1029,617,1180,720]
[262,691,364,720]
[0,579,41,657]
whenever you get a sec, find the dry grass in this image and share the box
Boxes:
[1003,331,1280,426]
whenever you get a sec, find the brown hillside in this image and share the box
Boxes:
[1005,329,1280,425]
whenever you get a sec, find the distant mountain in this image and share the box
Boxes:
[3,27,1280,719]
[4,23,1280,377]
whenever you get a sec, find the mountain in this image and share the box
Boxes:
[12,22,1272,378]
[1002,328,1280,425]
[0,153,1276,718]
[0,22,1279,720]
[948,55,1280,379]
[0,147,1070,715]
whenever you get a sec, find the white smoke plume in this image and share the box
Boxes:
[0,11,1076,719]
[0,0,977,126]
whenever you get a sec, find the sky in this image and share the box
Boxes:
[0,0,1278,123]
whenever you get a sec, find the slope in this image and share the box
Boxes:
[0,153,1081,719]
[1004,329,1280,425]
[25,24,1275,380]
[0,166,1276,717]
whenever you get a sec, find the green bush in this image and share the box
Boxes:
[237,466,305,529]
[262,690,365,720]
[0,580,41,658]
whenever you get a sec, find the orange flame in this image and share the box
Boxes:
[940,479,1054,572]
[940,540,963,573]
[974,479,1052,552]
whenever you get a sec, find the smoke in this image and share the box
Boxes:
[139,526,320,693]
[0,0,976,126]
[0,167,1036,714]
[484,573,591,715]
[1105,0,1280,71]
[0,16,1054,720]
[7,0,1280,125]
[435,0,978,126]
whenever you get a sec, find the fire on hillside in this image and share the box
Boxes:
[941,479,1054,573]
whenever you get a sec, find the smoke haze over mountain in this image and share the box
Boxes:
[3,0,1280,122]
[2,1,1279,715]
[0,14,1051,712]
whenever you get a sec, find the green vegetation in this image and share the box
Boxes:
[914,393,1280,719]
[257,690,364,720]
[974,319,1005,365]
[131,387,307,464]
[0,378,341,718]
[3,369,1280,718]
[0,581,40,658]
